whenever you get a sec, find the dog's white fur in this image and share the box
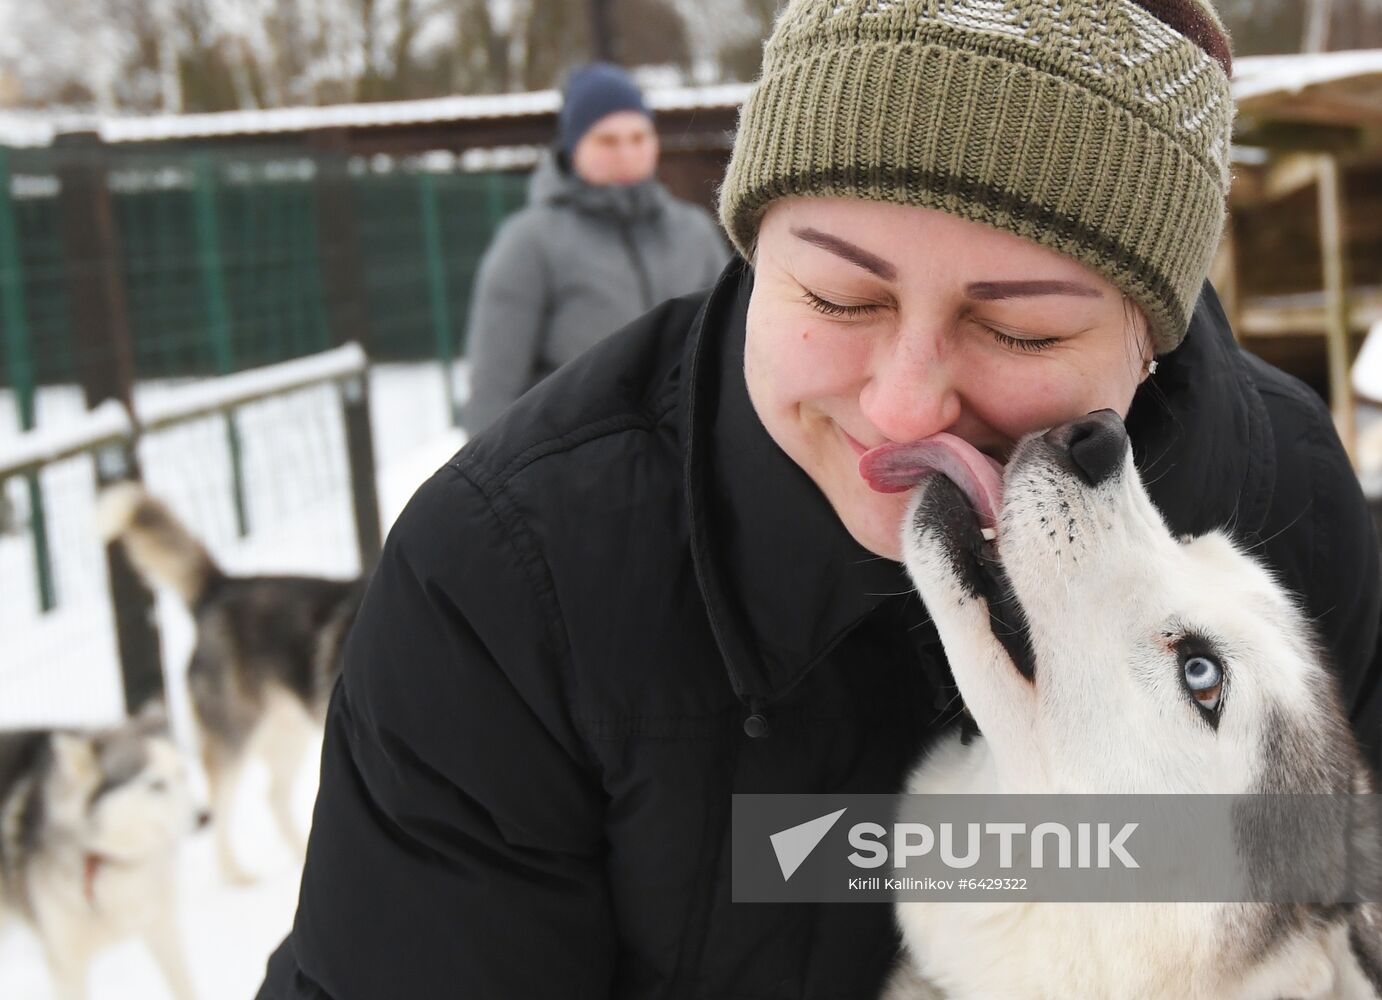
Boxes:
[887,425,1381,1000]
[0,716,204,1000]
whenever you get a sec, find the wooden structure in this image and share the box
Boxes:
[51,85,749,217]
[1218,51,1382,462]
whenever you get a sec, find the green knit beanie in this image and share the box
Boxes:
[718,0,1235,353]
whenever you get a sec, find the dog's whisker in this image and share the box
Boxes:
[1244,501,1313,552]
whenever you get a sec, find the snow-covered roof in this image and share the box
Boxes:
[1232,49,1382,107]
[0,114,57,149]
[91,83,750,145]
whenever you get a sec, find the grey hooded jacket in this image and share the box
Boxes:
[461,151,729,433]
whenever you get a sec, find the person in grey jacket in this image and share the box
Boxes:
[461,62,729,434]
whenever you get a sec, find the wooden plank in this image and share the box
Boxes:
[54,135,166,715]
[309,138,382,568]
[1238,288,1382,338]
[1238,92,1382,130]
[1265,154,1323,203]
[1232,119,1364,154]
[1210,216,1242,340]
[1318,153,1357,464]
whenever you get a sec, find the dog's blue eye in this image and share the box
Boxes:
[1183,656,1222,711]
[1184,657,1218,687]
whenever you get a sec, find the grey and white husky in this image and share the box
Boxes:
[866,410,1382,1000]
[97,482,363,883]
[0,705,206,1000]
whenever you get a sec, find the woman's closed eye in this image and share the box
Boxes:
[801,287,1066,355]
[970,316,1061,354]
[800,288,885,319]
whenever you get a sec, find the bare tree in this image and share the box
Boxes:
[1303,0,1334,52]
[675,0,780,81]
[614,0,691,71]
[522,0,592,91]
[591,0,616,61]
[1332,0,1382,48]
[0,0,796,112]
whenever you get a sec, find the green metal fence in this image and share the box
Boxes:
[0,141,527,623]
[0,145,528,394]
[355,167,525,418]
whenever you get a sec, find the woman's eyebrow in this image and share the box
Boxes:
[965,280,1103,300]
[790,226,898,282]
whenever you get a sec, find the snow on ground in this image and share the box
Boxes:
[0,360,467,1000]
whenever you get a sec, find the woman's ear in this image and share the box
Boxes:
[1125,297,1156,384]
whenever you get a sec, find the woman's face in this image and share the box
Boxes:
[744,197,1154,561]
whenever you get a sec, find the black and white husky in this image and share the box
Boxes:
[97,482,362,884]
[866,410,1382,1000]
[0,706,207,1000]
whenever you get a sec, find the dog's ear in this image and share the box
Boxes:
[131,697,170,736]
[49,732,98,786]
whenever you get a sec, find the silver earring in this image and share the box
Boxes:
[1146,359,1159,375]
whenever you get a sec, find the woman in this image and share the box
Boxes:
[259,2,1382,997]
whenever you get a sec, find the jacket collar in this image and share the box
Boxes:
[528,148,667,222]
[682,264,1274,710]
[683,260,923,708]
[1126,283,1276,543]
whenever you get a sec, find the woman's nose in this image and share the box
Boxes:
[857,329,961,443]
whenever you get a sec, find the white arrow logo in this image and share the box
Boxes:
[769,808,847,881]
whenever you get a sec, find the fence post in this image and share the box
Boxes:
[191,153,251,537]
[310,140,381,568]
[1317,154,1356,465]
[0,149,57,613]
[54,133,165,714]
[417,171,459,426]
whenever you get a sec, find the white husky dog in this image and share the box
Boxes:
[863,410,1382,1000]
[0,706,207,1000]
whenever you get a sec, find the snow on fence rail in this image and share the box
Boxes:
[0,348,364,480]
[0,400,131,479]
[0,345,367,479]
[136,344,368,432]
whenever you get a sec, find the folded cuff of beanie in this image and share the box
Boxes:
[719,41,1228,353]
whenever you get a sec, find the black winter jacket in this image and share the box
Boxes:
[259,259,1382,1000]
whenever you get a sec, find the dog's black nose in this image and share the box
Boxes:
[1043,410,1129,487]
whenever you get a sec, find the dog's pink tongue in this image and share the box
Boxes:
[859,433,1005,528]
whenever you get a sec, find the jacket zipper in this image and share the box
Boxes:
[616,220,655,312]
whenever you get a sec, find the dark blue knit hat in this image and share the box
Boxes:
[558,63,651,155]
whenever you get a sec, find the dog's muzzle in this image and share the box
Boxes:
[911,474,1038,683]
